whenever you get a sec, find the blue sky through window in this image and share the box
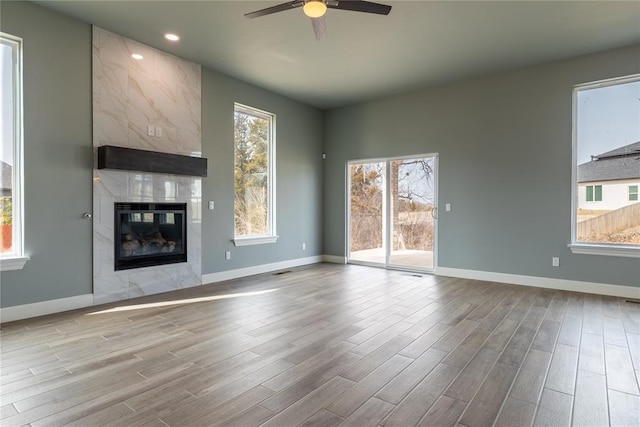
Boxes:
[577,78,640,165]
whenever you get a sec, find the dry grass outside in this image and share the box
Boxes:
[576,204,640,244]
[350,213,434,252]
[578,225,640,244]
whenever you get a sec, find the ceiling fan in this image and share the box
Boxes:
[244,0,392,41]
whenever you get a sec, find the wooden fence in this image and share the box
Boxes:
[577,202,640,238]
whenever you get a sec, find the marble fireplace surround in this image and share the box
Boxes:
[92,27,203,305]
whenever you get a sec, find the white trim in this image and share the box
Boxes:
[233,235,279,247]
[0,294,94,323]
[568,243,640,258]
[574,73,640,90]
[202,255,323,284]
[322,255,347,264]
[1,33,25,260]
[0,255,30,271]
[437,267,640,299]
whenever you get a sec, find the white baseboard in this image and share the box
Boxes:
[437,267,640,299]
[202,255,325,285]
[0,294,94,324]
[5,263,635,323]
[322,255,347,264]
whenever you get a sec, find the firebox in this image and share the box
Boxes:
[114,203,187,271]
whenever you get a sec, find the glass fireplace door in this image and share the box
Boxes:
[114,203,187,270]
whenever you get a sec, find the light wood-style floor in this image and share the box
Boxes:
[1,264,639,427]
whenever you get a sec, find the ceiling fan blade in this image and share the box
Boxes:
[244,0,304,18]
[328,0,391,15]
[311,16,327,40]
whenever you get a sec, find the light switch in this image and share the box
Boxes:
[208,201,215,210]
[445,203,452,212]
[147,125,155,136]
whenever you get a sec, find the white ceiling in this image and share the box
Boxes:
[34,1,640,109]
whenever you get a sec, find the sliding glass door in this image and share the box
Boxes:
[388,157,436,270]
[348,155,437,272]
[348,162,386,264]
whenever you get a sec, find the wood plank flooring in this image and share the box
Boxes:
[1,264,639,426]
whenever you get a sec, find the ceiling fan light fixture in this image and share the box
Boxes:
[303,0,327,18]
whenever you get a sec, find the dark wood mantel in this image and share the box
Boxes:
[97,145,207,177]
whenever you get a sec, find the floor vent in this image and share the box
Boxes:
[402,273,423,278]
[273,270,292,276]
[625,299,640,304]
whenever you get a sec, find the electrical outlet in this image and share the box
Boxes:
[552,257,560,267]
[155,127,162,137]
[302,242,306,251]
[225,251,231,260]
[208,201,215,210]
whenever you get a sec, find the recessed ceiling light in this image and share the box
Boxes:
[165,33,180,42]
[131,53,143,60]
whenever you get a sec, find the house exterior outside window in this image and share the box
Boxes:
[578,147,638,211]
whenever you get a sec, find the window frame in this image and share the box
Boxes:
[594,185,602,202]
[0,32,28,271]
[569,74,640,258]
[586,185,594,202]
[629,185,638,202]
[232,103,278,247]
[585,185,603,202]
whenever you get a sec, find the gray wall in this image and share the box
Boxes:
[201,70,324,274]
[323,44,640,288]
[0,1,324,309]
[0,1,93,307]
[1,1,637,310]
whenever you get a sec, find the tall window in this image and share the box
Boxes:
[572,75,640,257]
[233,103,277,245]
[1,32,26,270]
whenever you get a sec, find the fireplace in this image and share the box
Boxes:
[114,203,187,271]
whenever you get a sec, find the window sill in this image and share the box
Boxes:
[0,256,30,271]
[233,235,279,247]
[568,243,640,258]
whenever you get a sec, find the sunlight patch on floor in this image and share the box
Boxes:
[86,288,280,315]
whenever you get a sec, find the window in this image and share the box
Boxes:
[0,32,27,270]
[233,103,277,245]
[586,185,602,202]
[571,75,640,258]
